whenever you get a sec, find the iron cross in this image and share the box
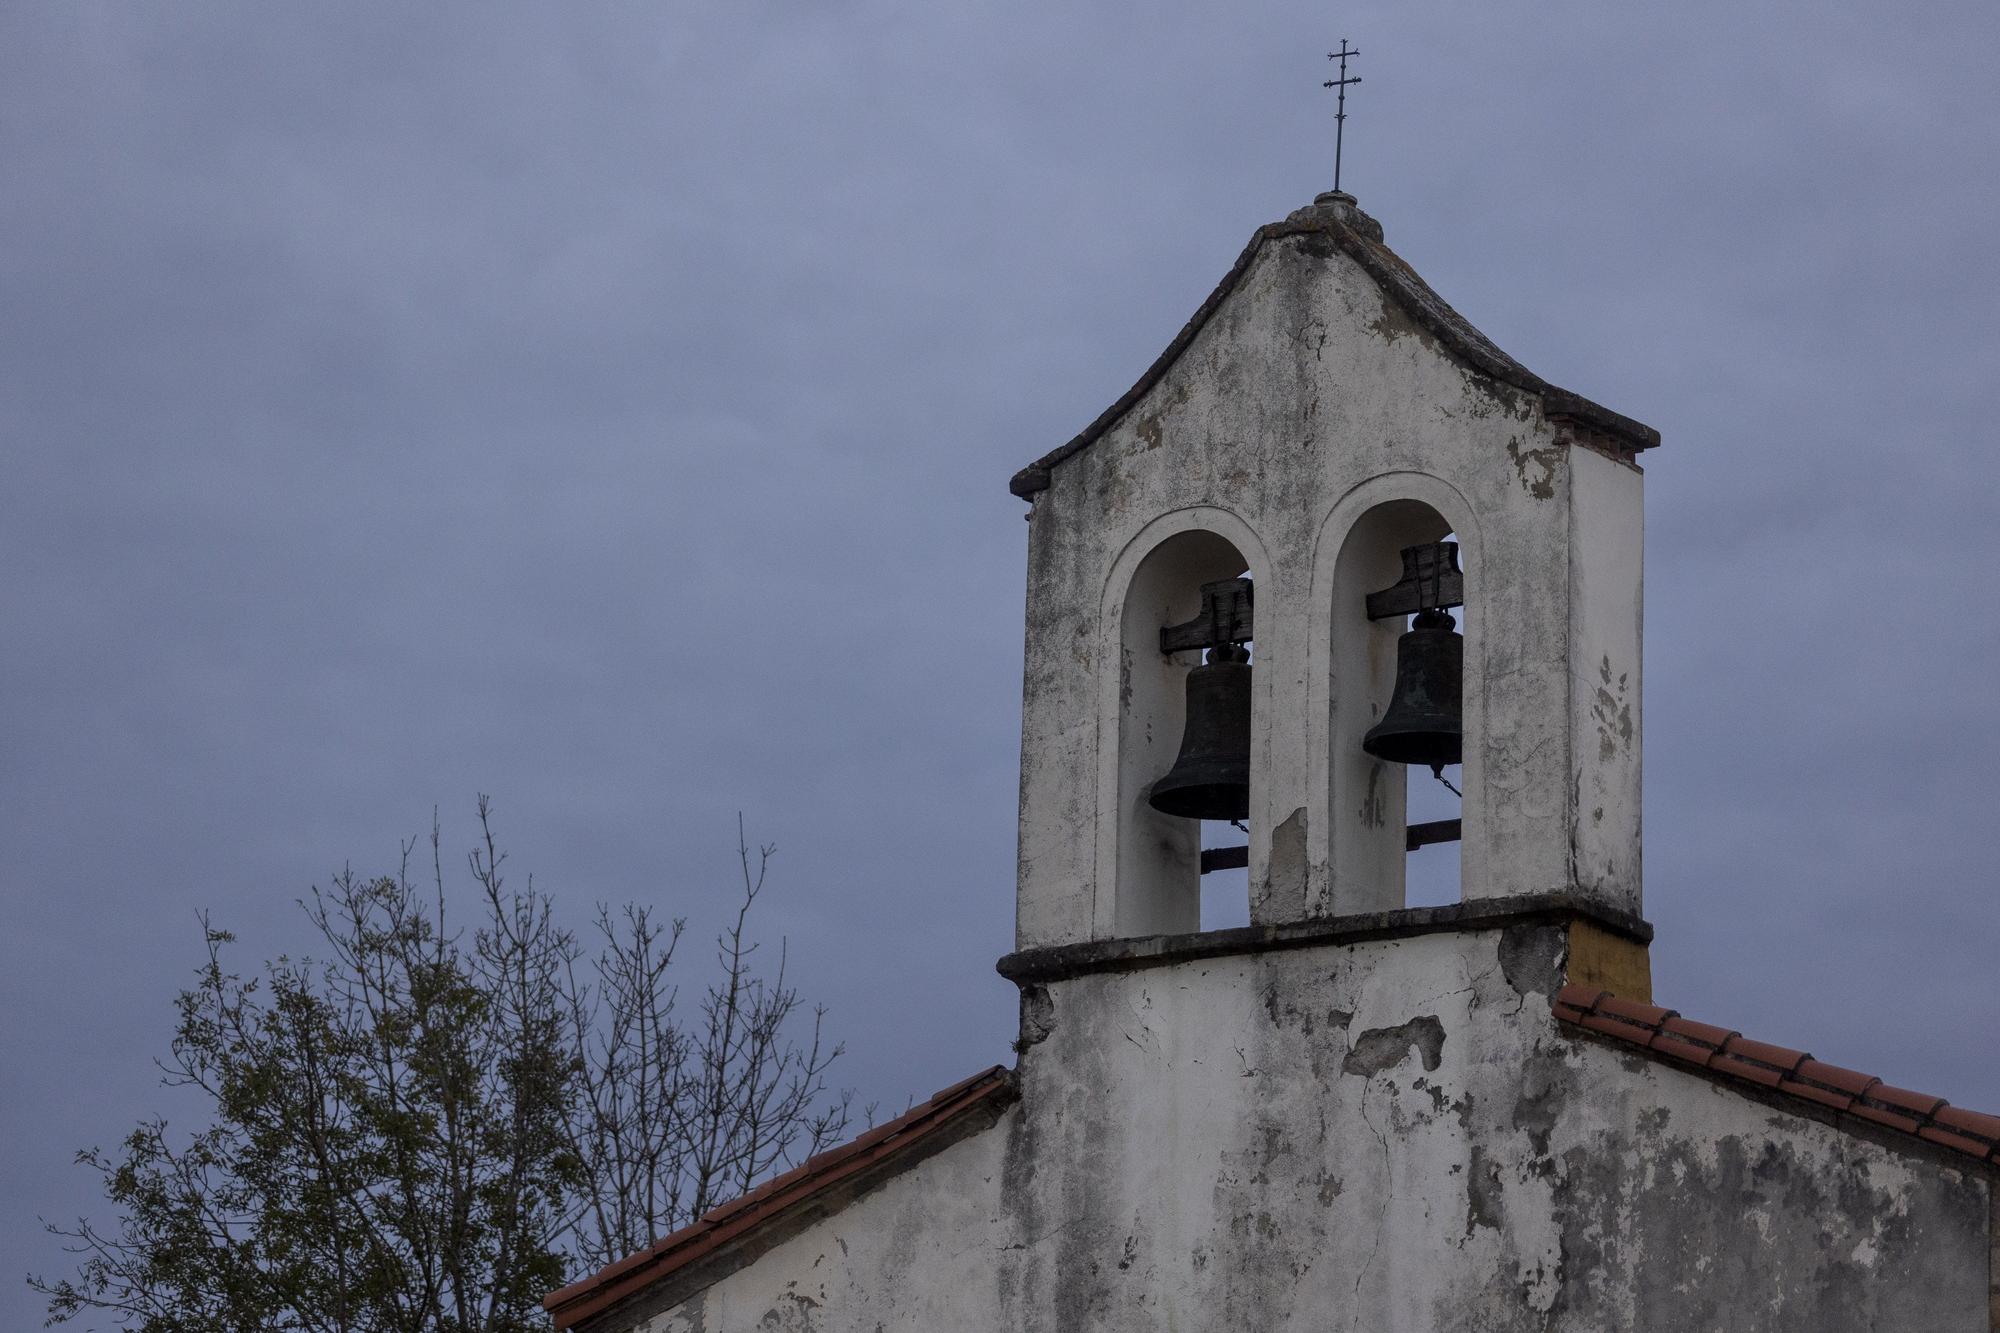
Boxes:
[1322,40,1361,194]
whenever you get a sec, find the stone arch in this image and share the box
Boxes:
[1094,508,1273,938]
[1308,474,1486,917]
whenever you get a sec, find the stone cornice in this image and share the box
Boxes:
[995,892,1652,987]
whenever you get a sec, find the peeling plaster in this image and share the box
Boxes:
[1498,923,1564,999]
[1016,985,1055,1051]
[1505,436,1561,499]
[1342,1014,1447,1076]
[1591,655,1633,762]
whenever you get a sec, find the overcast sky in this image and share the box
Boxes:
[6,2,1999,1320]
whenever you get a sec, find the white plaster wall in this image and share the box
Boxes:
[610,931,1990,1332]
[1567,445,1644,911]
[624,1122,1017,1333]
[1016,211,1643,948]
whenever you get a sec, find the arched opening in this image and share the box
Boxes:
[1326,497,1473,914]
[1400,528,1463,908]
[1193,619,1254,932]
[1110,527,1258,937]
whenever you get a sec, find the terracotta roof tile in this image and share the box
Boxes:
[1580,1010,1653,1041]
[1661,1015,1737,1049]
[1935,1105,2000,1140]
[1848,1100,1928,1135]
[1553,983,1999,1170]
[1867,1083,1948,1119]
[1650,1031,1724,1067]
[1794,1059,1880,1100]
[1551,993,1596,1024]
[1709,1050,1789,1089]
[542,1065,1018,1330]
[1718,1036,1810,1076]
[1781,1080,1859,1112]
[1596,994,1677,1028]
[1919,1125,1997,1158]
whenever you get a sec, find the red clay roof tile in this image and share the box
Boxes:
[1848,1101,1928,1134]
[1718,1036,1810,1076]
[1553,983,1998,1169]
[1709,1051,1788,1089]
[1596,994,1677,1027]
[1661,1015,1737,1049]
[1781,1081,1857,1112]
[1580,1011,1653,1041]
[1867,1083,1948,1118]
[1935,1105,2000,1141]
[542,1065,1018,1330]
[1793,1059,1879,1099]
[1919,1125,1996,1158]
[1649,1031,1723,1067]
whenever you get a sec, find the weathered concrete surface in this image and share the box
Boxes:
[599,926,1992,1332]
[1013,195,1645,952]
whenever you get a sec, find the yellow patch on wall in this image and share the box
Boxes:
[1567,919,1652,1003]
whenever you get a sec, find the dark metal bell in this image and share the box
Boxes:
[1362,608,1463,773]
[1148,643,1252,822]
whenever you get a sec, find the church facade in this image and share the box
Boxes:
[546,192,1999,1332]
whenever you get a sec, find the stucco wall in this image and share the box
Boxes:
[605,925,1992,1332]
[1014,205,1644,953]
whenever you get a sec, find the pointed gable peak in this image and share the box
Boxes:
[1009,191,1658,498]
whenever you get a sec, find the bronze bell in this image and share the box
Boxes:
[1362,608,1463,774]
[1148,643,1252,821]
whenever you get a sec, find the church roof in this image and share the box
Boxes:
[541,1065,1017,1331]
[1555,983,2000,1167]
[1009,194,1661,499]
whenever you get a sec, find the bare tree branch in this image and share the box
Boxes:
[33,806,851,1331]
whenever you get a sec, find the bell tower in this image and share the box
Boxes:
[1008,192,1657,954]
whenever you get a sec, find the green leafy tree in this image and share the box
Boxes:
[32,803,850,1332]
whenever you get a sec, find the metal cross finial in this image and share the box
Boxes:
[1322,40,1361,194]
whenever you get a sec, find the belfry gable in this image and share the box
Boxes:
[1008,192,1658,501]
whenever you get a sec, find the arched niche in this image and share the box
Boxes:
[1095,510,1271,939]
[1309,476,1484,917]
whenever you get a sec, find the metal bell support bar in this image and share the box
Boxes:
[1363,541,1463,621]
